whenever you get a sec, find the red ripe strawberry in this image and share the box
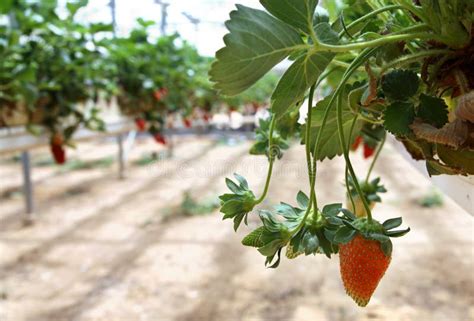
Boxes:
[153,90,162,101]
[183,118,192,128]
[351,136,362,151]
[363,144,376,159]
[153,133,167,145]
[135,118,146,131]
[50,142,66,164]
[51,133,63,146]
[339,234,391,306]
[203,113,210,122]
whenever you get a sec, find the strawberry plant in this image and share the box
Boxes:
[0,0,112,163]
[211,0,473,306]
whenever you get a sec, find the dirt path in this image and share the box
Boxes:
[0,137,472,321]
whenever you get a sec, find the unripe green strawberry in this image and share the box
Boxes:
[339,234,391,307]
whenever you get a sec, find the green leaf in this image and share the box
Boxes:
[209,5,304,96]
[333,226,356,244]
[383,101,415,136]
[242,226,266,247]
[382,217,402,230]
[0,0,13,13]
[271,23,337,117]
[260,0,318,34]
[417,94,449,128]
[304,86,363,160]
[296,191,309,208]
[271,52,335,117]
[313,22,339,45]
[382,69,419,101]
[66,0,88,17]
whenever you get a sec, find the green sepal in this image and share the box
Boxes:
[382,217,402,230]
[386,227,411,237]
[333,226,357,244]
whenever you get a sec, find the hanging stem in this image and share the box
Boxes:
[305,85,316,184]
[345,115,359,211]
[255,115,276,204]
[365,131,386,182]
[336,94,373,222]
[305,84,316,210]
[309,48,378,225]
[291,49,377,235]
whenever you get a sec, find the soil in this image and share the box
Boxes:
[0,135,472,321]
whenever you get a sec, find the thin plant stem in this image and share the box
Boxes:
[255,115,276,204]
[365,131,386,182]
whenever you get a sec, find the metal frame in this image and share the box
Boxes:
[0,120,136,219]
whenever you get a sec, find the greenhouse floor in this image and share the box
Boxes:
[0,135,472,321]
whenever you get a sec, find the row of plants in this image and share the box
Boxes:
[0,0,277,164]
[212,0,473,307]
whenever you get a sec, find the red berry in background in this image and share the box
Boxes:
[351,136,363,151]
[184,118,192,128]
[50,142,66,164]
[203,114,210,122]
[135,118,146,131]
[153,90,162,101]
[363,144,376,159]
[160,87,168,97]
[153,133,167,145]
[339,235,391,307]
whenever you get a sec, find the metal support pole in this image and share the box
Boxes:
[21,151,34,221]
[109,0,117,37]
[117,134,125,179]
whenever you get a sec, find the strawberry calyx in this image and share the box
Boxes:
[332,212,410,257]
[219,173,258,231]
[347,176,386,205]
[241,192,344,268]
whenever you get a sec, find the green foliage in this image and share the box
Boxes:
[383,101,415,136]
[0,0,111,138]
[209,5,303,96]
[381,69,419,102]
[417,94,448,128]
[260,0,319,35]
